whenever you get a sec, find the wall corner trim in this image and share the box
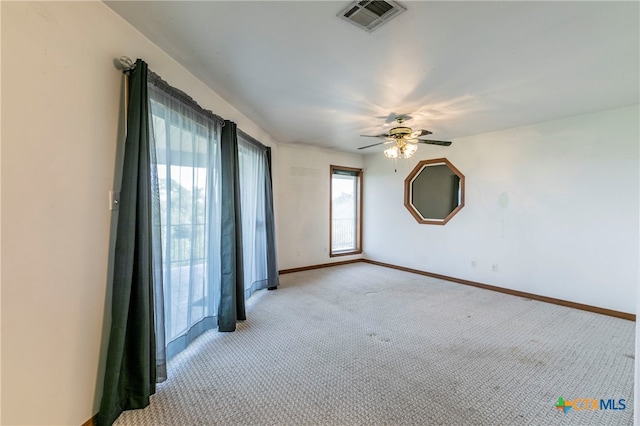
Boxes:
[82,414,97,426]
[361,259,635,321]
[278,259,362,274]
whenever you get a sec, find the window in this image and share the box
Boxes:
[238,134,269,298]
[145,71,279,360]
[330,165,363,256]
[149,82,222,358]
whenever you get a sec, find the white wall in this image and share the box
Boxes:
[1,2,279,425]
[364,105,639,314]
[277,144,363,270]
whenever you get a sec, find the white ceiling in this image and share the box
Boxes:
[106,1,639,153]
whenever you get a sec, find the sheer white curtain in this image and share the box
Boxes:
[148,81,221,358]
[238,134,269,298]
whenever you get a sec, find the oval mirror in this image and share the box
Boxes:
[404,158,465,225]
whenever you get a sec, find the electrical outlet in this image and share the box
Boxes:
[471,260,477,268]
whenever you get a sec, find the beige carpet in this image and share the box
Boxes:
[114,263,634,425]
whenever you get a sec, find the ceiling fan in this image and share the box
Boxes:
[358,115,452,158]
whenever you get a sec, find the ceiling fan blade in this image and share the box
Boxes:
[410,129,432,138]
[395,114,413,122]
[376,113,413,124]
[417,139,453,146]
[376,112,402,123]
[360,133,390,139]
[358,141,388,150]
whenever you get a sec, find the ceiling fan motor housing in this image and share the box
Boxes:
[389,126,412,138]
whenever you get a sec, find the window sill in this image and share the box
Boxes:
[330,249,362,258]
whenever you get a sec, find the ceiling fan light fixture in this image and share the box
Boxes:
[384,145,399,158]
[404,142,418,158]
[384,141,417,159]
[358,114,451,156]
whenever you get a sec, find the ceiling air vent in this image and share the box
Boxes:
[339,1,406,33]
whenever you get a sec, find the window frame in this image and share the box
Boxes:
[329,165,363,257]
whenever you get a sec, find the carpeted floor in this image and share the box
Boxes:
[114,263,634,425]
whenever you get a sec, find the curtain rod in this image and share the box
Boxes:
[238,129,269,151]
[114,56,135,129]
[148,71,225,126]
[114,56,135,73]
[114,56,225,127]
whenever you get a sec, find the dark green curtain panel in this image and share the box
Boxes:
[264,147,279,290]
[98,59,158,426]
[219,120,246,332]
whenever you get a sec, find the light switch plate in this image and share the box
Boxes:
[109,190,120,211]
